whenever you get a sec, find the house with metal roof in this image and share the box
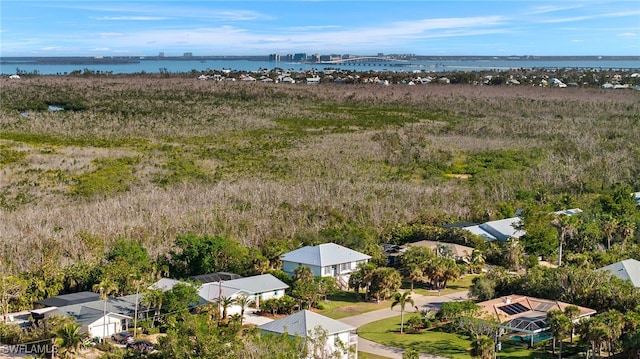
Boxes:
[189,272,242,284]
[280,243,370,282]
[258,310,357,359]
[198,273,289,312]
[459,217,525,242]
[33,294,143,339]
[36,291,100,308]
[598,258,640,288]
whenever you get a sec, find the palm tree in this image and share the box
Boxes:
[218,296,236,320]
[547,309,571,359]
[468,249,485,274]
[601,215,618,250]
[551,214,578,266]
[617,217,636,249]
[471,335,495,359]
[92,278,117,341]
[578,317,609,359]
[235,295,255,325]
[55,322,83,357]
[391,291,414,334]
[563,305,581,343]
[599,309,624,357]
[141,288,164,324]
[401,264,423,292]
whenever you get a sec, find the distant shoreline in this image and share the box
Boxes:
[2,55,639,66]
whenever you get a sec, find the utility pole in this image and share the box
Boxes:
[133,282,139,337]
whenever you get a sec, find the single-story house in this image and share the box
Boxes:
[281,243,370,283]
[36,291,100,308]
[199,273,289,312]
[475,217,525,242]
[189,272,242,284]
[461,209,582,242]
[382,240,474,266]
[148,277,184,292]
[476,295,596,347]
[407,240,473,261]
[33,294,144,338]
[258,310,357,359]
[598,258,640,288]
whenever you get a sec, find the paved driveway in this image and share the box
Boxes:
[339,290,469,359]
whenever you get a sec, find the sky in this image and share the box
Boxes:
[1,1,639,57]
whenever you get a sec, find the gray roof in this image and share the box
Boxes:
[51,295,137,326]
[463,225,498,241]
[37,291,100,307]
[198,274,288,301]
[599,259,640,287]
[480,217,525,241]
[189,272,242,284]
[258,310,354,337]
[149,278,184,292]
[198,283,247,301]
[280,243,370,267]
[55,294,139,318]
[222,274,289,294]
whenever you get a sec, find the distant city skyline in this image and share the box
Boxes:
[1,1,639,57]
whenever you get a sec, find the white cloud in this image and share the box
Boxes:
[528,5,584,15]
[540,10,640,24]
[95,16,169,21]
[99,33,126,38]
[617,32,637,37]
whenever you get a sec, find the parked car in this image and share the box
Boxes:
[127,340,154,352]
[111,331,134,344]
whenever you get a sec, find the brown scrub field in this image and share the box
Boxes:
[1,75,639,272]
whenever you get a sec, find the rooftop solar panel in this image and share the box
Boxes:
[498,302,529,315]
[535,302,555,312]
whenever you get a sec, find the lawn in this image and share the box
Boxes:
[358,352,392,359]
[318,275,478,320]
[318,291,391,319]
[358,315,557,359]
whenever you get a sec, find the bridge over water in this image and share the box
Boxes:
[317,56,414,67]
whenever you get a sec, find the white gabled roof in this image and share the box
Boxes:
[222,274,289,294]
[199,274,289,300]
[463,225,498,241]
[480,217,524,241]
[281,243,370,267]
[599,259,640,288]
[258,310,354,337]
[148,278,185,292]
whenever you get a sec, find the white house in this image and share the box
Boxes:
[198,273,289,313]
[462,217,524,242]
[462,209,582,242]
[598,259,640,288]
[38,295,141,339]
[258,310,357,359]
[281,243,370,281]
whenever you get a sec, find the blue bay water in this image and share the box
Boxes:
[1,58,639,75]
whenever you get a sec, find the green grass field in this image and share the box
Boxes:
[358,316,558,359]
[319,291,391,319]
